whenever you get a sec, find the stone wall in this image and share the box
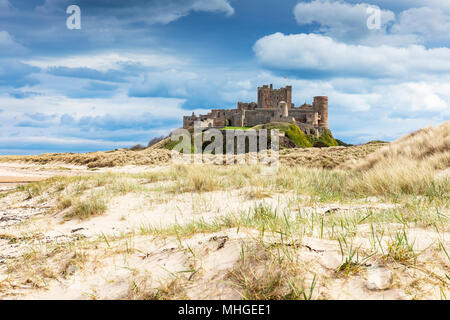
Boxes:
[182,85,329,131]
[289,109,318,126]
[257,84,292,109]
[213,117,227,127]
[244,109,278,127]
[237,102,257,111]
[183,114,196,128]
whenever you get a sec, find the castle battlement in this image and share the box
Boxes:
[183,84,329,135]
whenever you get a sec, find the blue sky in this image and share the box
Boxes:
[0,0,449,154]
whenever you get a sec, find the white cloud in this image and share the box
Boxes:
[253,32,450,78]
[38,0,234,25]
[190,0,234,16]
[127,66,263,107]
[0,93,213,153]
[130,69,199,98]
[294,0,395,42]
[344,0,450,13]
[25,52,185,72]
[293,0,450,46]
[273,76,449,116]
[127,0,235,24]
[392,7,450,43]
[389,82,449,113]
[0,93,189,118]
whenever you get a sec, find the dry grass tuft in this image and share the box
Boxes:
[0,139,384,170]
[385,229,417,263]
[337,122,450,197]
[127,275,188,300]
[57,197,73,210]
[280,143,386,169]
[65,197,107,220]
[4,244,89,291]
[342,121,449,172]
[226,244,317,300]
[0,148,172,168]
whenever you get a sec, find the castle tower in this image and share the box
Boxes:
[285,86,292,109]
[257,85,270,108]
[313,96,328,128]
[257,84,292,109]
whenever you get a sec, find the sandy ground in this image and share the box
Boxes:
[0,163,86,191]
[0,162,448,300]
[0,162,171,190]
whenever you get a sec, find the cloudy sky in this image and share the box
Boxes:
[0,0,449,154]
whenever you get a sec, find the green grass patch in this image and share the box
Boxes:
[162,122,339,150]
[223,126,253,130]
[253,122,313,148]
[66,197,107,220]
[306,129,339,147]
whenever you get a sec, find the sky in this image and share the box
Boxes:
[0,0,449,154]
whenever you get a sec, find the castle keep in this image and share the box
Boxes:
[183,84,329,135]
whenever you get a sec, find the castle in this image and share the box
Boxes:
[183,84,329,135]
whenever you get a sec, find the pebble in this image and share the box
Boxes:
[366,267,392,290]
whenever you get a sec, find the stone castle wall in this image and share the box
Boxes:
[183,84,329,134]
[257,84,292,109]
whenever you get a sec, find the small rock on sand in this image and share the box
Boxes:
[319,253,341,270]
[366,267,392,290]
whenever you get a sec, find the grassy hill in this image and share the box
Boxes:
[163,122,339,150]
[338,121,449,195]
[247,122,339,148]
[342,121,449,171]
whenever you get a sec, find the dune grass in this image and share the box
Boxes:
[12,160,448,214]
[1,122,448,300]
[342,121,449,171]
[226,243,317,300]
[65,197,108,220]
